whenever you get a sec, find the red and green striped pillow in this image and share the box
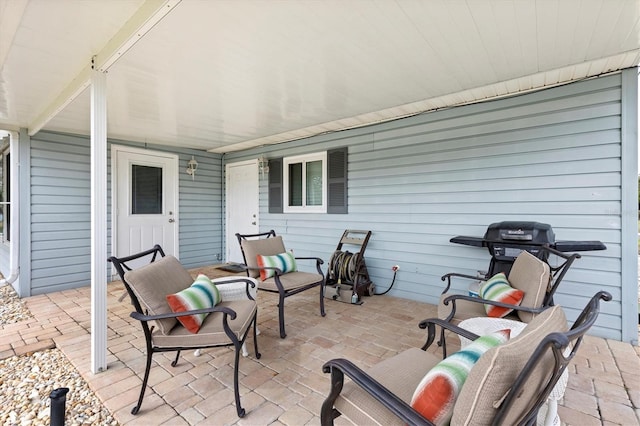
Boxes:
[479,273,525,318]
[166,274,221,333]
[410,329,511,425]
[256,251,297,280]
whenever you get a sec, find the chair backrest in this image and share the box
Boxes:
[236,230,286,279]
[507,250,551,322]
[109,245,193,334]
[452,291,611,425]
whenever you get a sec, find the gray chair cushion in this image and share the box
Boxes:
[124,255,193,334]
[260,271,324,291]
[334,347,441,426]
[508,251,551,322]
[451,305,568,425]
[152,300,257,348]
[240,236,287,279]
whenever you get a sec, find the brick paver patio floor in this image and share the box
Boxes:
[1,266,639,425]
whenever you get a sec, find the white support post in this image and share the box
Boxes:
[91,60,108,373]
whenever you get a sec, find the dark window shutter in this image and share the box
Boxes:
[268,157,283,213]
[327,147,347,214]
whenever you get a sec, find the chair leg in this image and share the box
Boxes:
[171,350,181,367]
[132,349,154,415]
[278,293,287,338]
[253,315,262,359]
[232,342,246,417]
[319,283,326,317]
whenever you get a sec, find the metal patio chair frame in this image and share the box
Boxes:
[236,230,326,338]
[109,245,260,417]
[320,291,611,426]
[437,244,579,355]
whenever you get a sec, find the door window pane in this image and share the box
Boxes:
[132,165,162,214]
[306,160,323,206]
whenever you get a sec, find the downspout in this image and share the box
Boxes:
[0,130,20,286]
[221,153,226,261]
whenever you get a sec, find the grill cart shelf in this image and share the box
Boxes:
[325,230,373,304]
[450,221,606,278]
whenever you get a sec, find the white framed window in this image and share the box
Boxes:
[283,151,327,213]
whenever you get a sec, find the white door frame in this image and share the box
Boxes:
[111,144,179,266]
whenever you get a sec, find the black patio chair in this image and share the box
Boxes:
[437,245,579,355]
[108,245,260,417]
[236,230,325,338]
[321,291,611,425]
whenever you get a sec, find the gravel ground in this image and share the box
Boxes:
[0,285,118,426]
[0,284,33,326]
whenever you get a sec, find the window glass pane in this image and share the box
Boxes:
[306,160,323,206]
[132,165,162,214]
[288,163,303,206]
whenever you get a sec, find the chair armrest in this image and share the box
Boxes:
[130,304,239,322]
[440,272,485,294]
[242,264,284,275]
[418,317,480,351]
[443,293,547,315]
[295,256,324,265]
[321,358,434,426]
[293,256,325,276]
[213,277,258,301]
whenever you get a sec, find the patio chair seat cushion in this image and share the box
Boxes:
[240,236,287,279]
[508,251,550,323]
[451,305,568,425]
[124,255,194,334]
[260,271,324,292]
[334,347,440,426]
[152,300,257,348]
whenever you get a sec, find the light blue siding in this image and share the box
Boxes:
[28,132,223,294]
[18,69,637,342]
[227,71,635,342]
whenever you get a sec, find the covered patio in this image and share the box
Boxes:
[1,267,638,425]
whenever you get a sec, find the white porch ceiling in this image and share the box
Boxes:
[1,0,639,153]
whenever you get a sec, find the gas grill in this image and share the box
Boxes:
[450,221,606,278]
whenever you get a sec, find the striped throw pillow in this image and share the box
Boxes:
[479,273,525,318]
[256,251,297,281]
[166,274,221,333]
[411,329,511,425]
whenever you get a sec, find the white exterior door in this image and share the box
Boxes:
[113,146,179,266]
[226,160,259,263]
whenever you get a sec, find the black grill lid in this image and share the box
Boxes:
[450,221,606,252]
[484,221,555,244]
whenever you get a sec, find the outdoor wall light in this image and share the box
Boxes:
[186,155,198,180]
[258,155,269,178]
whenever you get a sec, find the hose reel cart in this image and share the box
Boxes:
[325,230,374,304]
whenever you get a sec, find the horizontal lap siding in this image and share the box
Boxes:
[229,73,625,340]
[30,133,92,294]
[30,132,222,293]
[177,154,224,268]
